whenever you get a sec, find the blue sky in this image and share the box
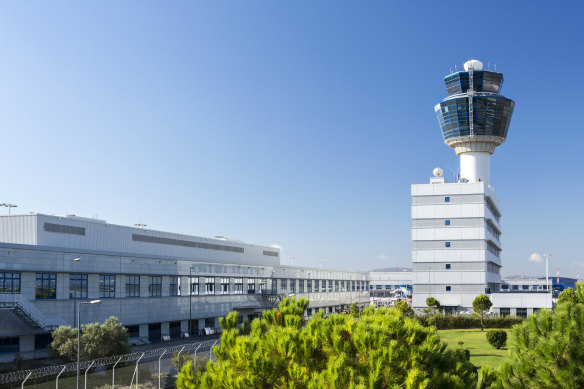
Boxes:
[1,1,583,277]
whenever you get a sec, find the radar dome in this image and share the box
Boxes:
[433,167,444,177]
[463,59,483,71]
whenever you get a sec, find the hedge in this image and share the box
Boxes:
[416,314,523,329]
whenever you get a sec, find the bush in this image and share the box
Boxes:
[417,314,523,329]
[486,330,507,349]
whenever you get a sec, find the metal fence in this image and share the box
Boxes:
[0,339,219,389]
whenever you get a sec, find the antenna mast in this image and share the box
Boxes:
[468,61,475,137]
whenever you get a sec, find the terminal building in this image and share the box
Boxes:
[411,59,552,314]
[0,213,369,361]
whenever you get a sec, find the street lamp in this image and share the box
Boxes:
[77,300,101,389]
[0,203,17,215]
[73,257,81,328]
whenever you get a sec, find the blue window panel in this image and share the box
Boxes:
[445,264,451,270]
[0,337,19,354]
[445,242,451,248]
[35,273,56,299]
[445,220,451,226]
[70,274,88,299]
[445,197,450,202]
[0,273,21,293]
[375,285,382,290]
[445,286,451,292]
[99,275,116,298]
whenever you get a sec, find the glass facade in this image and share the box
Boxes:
[99,275,116,298]
[126,275,140,297]
[69,274,88,299]
[436,70,514,142]
[35,273,56,299]
[149,276,162,297]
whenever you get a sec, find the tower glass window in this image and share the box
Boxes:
[126,275,140,297]
[69,274,88,299]
[99,275,116,298]
[35,273,56,299]
[0,272,20,293]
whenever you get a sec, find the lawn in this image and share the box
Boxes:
[438,329,511,370]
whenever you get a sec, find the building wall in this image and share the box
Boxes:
[411,181,502,311]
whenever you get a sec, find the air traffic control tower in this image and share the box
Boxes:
[411,60,515,312]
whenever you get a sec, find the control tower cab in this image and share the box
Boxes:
[434,59,515,185]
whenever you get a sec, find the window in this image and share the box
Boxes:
[356,281,360,291]
[35,273,56,299]
[220,278,230,295]
[307,279,312,293]
[376,285,382,290]
[314,280,319,292]
[247,278,255,294]
[335,280,339,292]
[35,333,52,350]
[149,276,162,297]
[289,279,295,294]
[234,278,243,294]
[445,242,451,248]
[0,272,21,293]
[500,308,510,317]
[281,279,287,293]
[445,220,451,226]
[169,276,181,296]
[169,321,181,339]
[522,285,529,290]
[322,280,328,293]
[69,274,88,299]
[148,323,161,342]
[502,284,509,290]
[99,275,116,298]
[446,286,452,292]
[126,325,139,338]
[299,280,304,293]
[533,308,540,314]
[512,285,519,291]
[445,196,451,202]
[205,277,215,295]
[259,279,266,293]
[516,308,527,319]
[328,280,333,293]
[352,281,355,291]
[0,337,19,354]
[126,275,140,297]
[385,285,391,290]
[204,318,215,328]
[445,264,451,270]
[190,277,199,295]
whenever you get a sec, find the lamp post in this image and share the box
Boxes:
[77,300,101,389]
[189,267,192,336]
[73,257,81,328]
[544,254,551,294]
[0,203,17,215]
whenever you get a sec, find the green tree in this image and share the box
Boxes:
[178,297,480,388]
[495,285,584,388]
[425,297,441,327]
[350,302,359,318]
[473,294,493,332]
[557,284,584,306]
[395,300,414,317]
[50,316,129,362]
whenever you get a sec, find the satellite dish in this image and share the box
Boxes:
[433,167,443,177]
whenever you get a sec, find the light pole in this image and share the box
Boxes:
[189,267,192,336]
[0,203,17,215]
[73,257,81,328]
[77,300,101,389]
[544,254,551,294]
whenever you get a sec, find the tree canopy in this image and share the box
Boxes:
[50,316,129,362]
[179,297,480,389]
[473,294,493,332]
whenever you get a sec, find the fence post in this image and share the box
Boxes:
[21,372,32,389]
[210,340,218,362]
[55,365,67,389]
[158,349,167,389]
[135,353,145,389]
[193,343,201,365]
[112,356,123,389]
[176,345,186,370]
[84,361,95,389]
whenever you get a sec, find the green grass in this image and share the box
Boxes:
[438,328,511,370]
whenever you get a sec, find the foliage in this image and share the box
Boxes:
[178,297,481,389]
[485,330,507,349]
[495,282,584,388]
[176,361,196,389]
[473,295,493,332]
[395,300,414,317]
[50,316,129,362]
[557,284,584,306]
[417,314,522,330]
[350,302,359,318]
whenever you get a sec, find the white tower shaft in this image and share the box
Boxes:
[460,151,490,184]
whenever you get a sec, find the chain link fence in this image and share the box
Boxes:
[0,339,219,389]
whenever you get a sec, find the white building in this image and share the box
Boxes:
[0,213,369,361]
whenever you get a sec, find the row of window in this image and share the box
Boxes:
[501,284,548,291]
[2,272,367,299]
[0,334,52,354]
[499,308,531,319]
[371,284,409,290]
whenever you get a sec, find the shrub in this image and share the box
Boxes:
[486,330,507,349]
[417,314,523,329]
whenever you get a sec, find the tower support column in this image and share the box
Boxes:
[460,152,490,184]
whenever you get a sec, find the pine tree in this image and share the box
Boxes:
[473,294,492,332]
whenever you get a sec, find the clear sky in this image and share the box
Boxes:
[1,1,583,277]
